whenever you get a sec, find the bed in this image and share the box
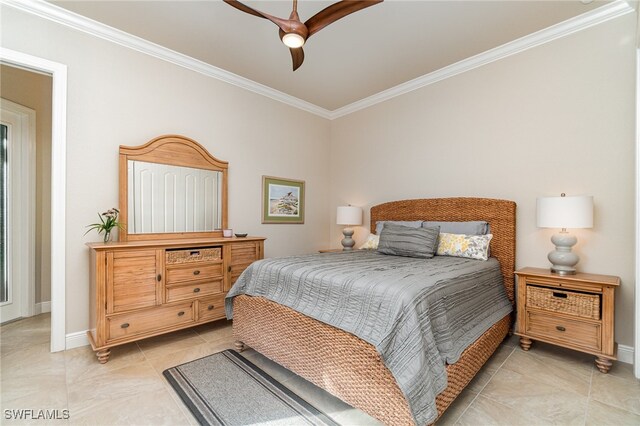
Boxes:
[228,198,516,425]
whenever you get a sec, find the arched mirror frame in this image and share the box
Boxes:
[118,134,228,241]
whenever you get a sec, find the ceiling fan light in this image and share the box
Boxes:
[282,33,305,48]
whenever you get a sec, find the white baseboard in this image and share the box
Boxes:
[65,329,90,350]
[62,328,634,366]
[618,344,634,364]
[34,301,51,315]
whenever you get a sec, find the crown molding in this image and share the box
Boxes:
[329,0,635,119]
[2,0,634,121]
[0,0,333,119]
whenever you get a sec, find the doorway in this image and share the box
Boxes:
[0,48,67,352]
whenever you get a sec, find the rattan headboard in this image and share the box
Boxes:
[370,198,516,305]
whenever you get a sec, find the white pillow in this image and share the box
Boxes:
[359,234,380,250]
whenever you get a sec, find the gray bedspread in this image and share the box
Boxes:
[225,250,512,425]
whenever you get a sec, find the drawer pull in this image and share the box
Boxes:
[556,325,566,332]
[157,274,162,282]
[193,287,201,293]
[177,311,185,317]
[121,323,130,329]
[208,305,214,311]
[193,270,200,276]
[190,250,200,256]
[552,292,568,298]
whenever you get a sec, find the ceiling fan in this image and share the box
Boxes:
[223,0,383,71]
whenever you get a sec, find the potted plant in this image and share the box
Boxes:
[85,208,124,243]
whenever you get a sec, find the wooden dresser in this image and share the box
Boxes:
[87,236,264,363]
[514,267,619,373]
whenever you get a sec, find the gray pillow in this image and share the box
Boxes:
[375,220,423,235]
[377,224,440,259]
[422,221,489,235]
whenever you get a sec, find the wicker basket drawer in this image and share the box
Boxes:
[166,247,222,265]
[527,285,600,320]
[526,310,601,352]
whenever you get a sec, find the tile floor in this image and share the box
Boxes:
[1,313,639,425]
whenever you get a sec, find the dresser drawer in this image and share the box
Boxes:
[107,302,194,341]
[527,284,600,320]
[526,310,601,352]
[197,294,226,322]
[166,263,223,285]
[166,279,223,303]
[166,247,222,265]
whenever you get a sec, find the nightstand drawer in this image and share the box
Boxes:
[526,310,601,352]
[527,285,600,320]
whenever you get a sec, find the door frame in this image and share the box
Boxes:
[0,99,36,322]
[635,48,639,379]
[0,48,67,352]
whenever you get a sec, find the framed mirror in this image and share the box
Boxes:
[118,135,228,241]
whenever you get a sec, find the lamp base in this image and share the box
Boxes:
[341,228,355,251]
[548,231,579,275]
[550,266,577,276]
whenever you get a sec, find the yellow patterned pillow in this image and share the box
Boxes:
[437,233,493,261]
[359,234,380,250]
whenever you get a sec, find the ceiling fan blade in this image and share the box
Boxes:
[305,0,383,38]
[289,47,305,71]
[223,0,291,34]
[222,0,263,18]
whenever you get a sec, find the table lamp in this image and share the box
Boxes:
[336,206,362,250]
[536,194,593,275]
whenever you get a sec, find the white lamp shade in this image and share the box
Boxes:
[537,195,593,229]
[336,206,362,226]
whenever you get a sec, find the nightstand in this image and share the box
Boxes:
[514,267,620,373]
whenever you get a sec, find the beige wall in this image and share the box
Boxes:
[0,7,332,334]
[0,65,52,305]
[329,14,637,347]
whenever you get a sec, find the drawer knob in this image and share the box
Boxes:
[177,311,185,317]
[208,305,214,310]
[121,323,130,329]
[193,270,200,276]
[157,274,162,282]
[193,287,201,293]
[552,292,568,299]
[228,266,232,273]
[556,325,566,332]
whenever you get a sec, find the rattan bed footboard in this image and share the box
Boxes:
[233,295,510,425]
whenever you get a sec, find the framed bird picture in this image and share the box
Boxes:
[262,176,305,224]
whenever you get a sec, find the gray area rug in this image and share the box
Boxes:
[163,350,339,426]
